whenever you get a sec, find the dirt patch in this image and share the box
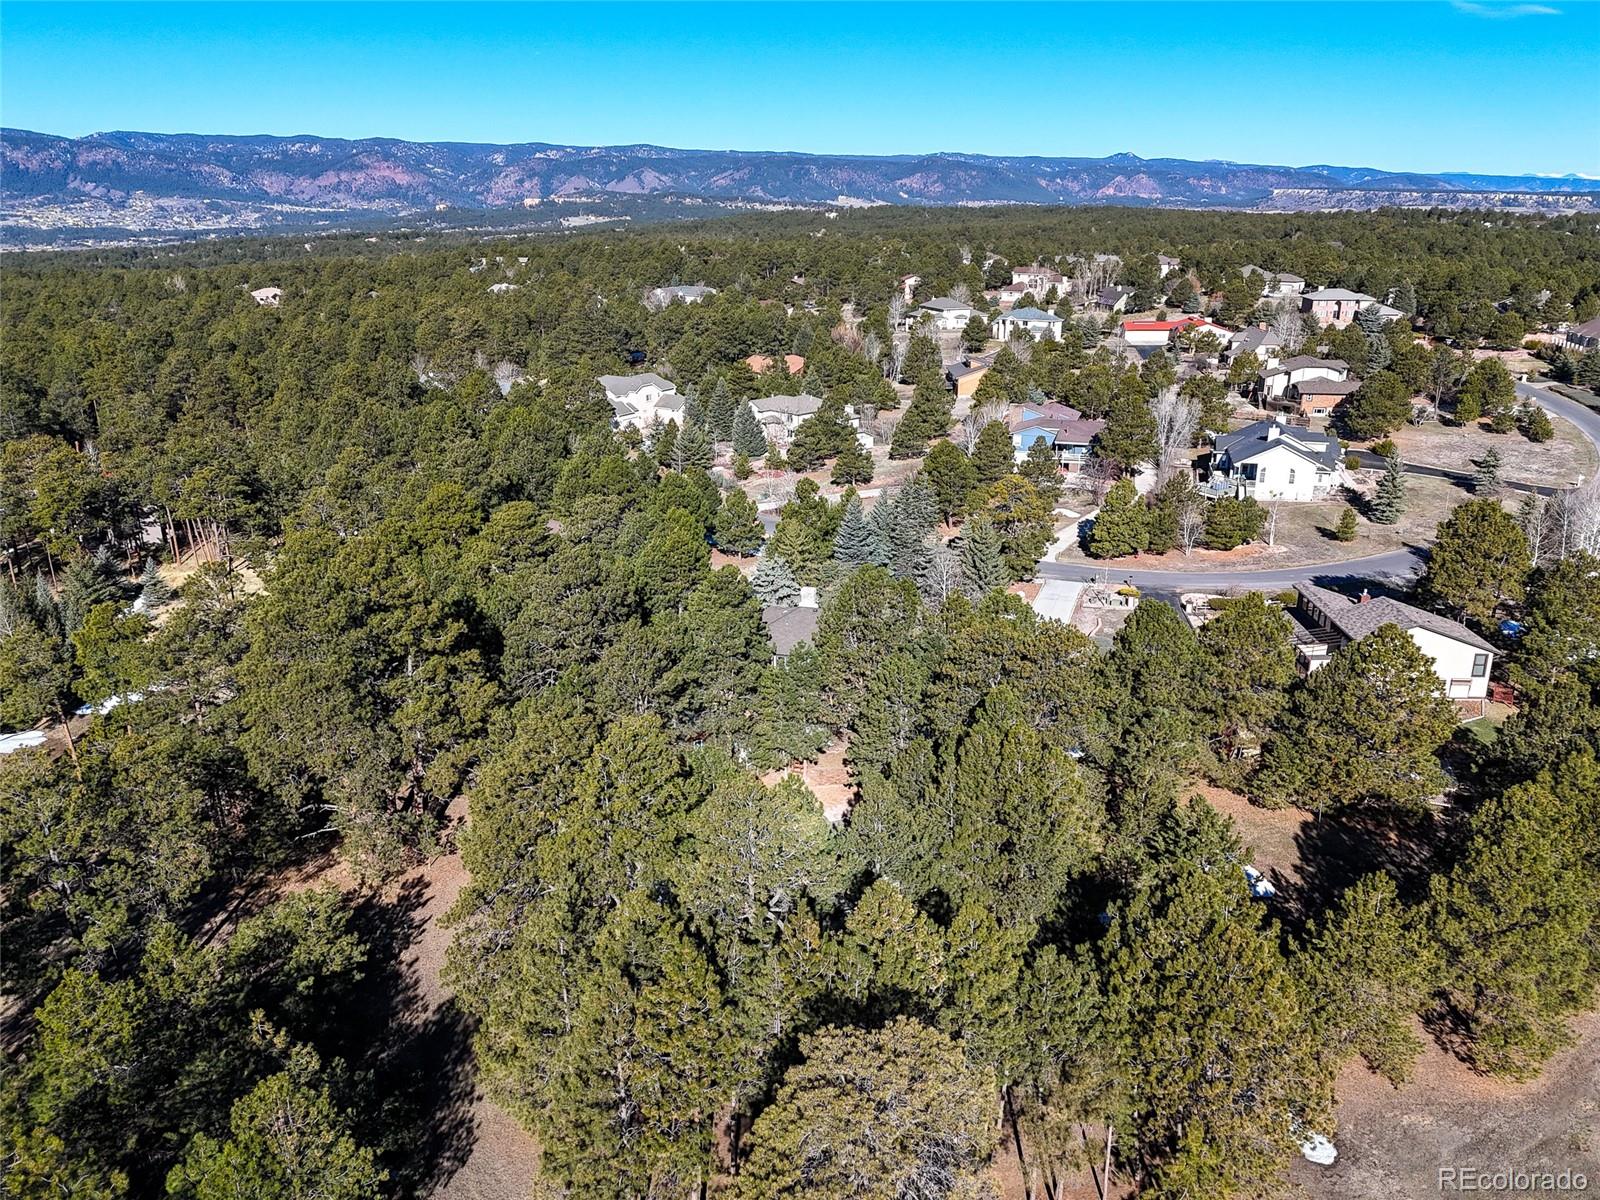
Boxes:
[1388,413,1596,486]
[1294,1010,1600,1199]
[763,740,854,823]
[1193,784,1309,891]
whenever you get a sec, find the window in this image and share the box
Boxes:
[1472,653,1488,678]
[1288,468,1297,484]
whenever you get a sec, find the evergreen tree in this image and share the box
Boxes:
[166,1047,386,1200]
[981,476,1053,580]
[1339,371,1413,440]
[751,555,800,607]
[959,514,1005,597]
[1419,499,1530,622]
[732,402,769,459]
[1295,873,1438,1085]
[1203,495,1265,550]
[1371,451,1406,524]
[1520,403,1555,443]
[738,1019,994,1200]
[970,420,1014,485]
[885,478,939,583]
[829,436,874,486]
[1335,506,1359,541]
[713,490,765,557]
[134,559,173,612]
[1473,446,1502,495]
[707,377,737,441]
[1087,479,1149,559]
[921,440,977,522]
[833,495,886,567]
[1257,624,1458,810]
[1430,753,1600,1079]
[1102,843,1328,1197]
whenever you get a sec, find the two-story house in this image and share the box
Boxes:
[600,372,682,432]
[1206,418,1342,501]
[992,306,1064,342]
[1008,400,1105,472]
[1259,355,1349,400]
[917,297,978,331]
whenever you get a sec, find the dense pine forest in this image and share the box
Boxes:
[2,205,1599,1199]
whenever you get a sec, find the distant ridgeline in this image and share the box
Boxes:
[3,127,1597,245]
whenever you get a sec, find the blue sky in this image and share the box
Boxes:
[3,2,1597,175]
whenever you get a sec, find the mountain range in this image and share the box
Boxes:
[4,128,1597,246]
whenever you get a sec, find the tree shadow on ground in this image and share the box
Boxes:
[331,877,481,1199]
[1279,805,1444,935]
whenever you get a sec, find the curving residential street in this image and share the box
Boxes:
[1034,379,1600,591]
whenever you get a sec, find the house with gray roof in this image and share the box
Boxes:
[1092,285,1135,313]
[647,284,717,307]
[1206,418,1343,501]
[917,296,978,331]
[992,306,1064,341]
[1290,583,1495,699]
[599,372,680,432]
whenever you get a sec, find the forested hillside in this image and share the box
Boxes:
[2,206,1598,1198]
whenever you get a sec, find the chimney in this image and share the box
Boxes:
[1358,588,1371,604]
[798,586,819,610]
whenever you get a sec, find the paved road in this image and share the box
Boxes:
[1518,379,1600,466]
[1037,545,1429,590]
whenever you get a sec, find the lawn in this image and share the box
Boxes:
[1386,410,1596,486]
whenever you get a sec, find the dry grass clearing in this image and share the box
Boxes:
[1388,412,1597,486]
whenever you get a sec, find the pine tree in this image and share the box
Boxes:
[1419,499,1530,622]
[1256,624,1459,810]
[59,550,123,633]
[739,1019,995,1200]
[959,514,1005,596]
[1335,506,1359,542]
[732,402,768,459]
[829,436,874,486]
[751,555,799,607]
[971,420,1014,485]
[921,440,976,522]
[707,377,737,441]
[1087,478,1149,559]
[833,496,886,567]
[713,490,765,557]
[1521,403,1555,443]
[1473,446,1502,495]
[886,478,939,582]
[134,559,173,612]
[1371,452,1406,524]
[674,420,713,472]
[1295,874,1438,1085]
[1429,752,1600,1079]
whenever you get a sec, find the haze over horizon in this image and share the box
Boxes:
[4,1,1598,177]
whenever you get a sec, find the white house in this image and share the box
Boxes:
[1119,315,1232,349]
[1259,355,1349,400]
[1011,265,1065,294]
[249,286,282,307]
[1291,583,1495,699]
[1206,418,1343,501]
[600,372,680,431]
[1241,266,1307,298]
[647,284,717,307]
[917,297,977,331]
[898,274,922,304]
[748,393,854,443]
[1228,324,1284,364]
[992,306,1064,342]
[1157,254,1181,278]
